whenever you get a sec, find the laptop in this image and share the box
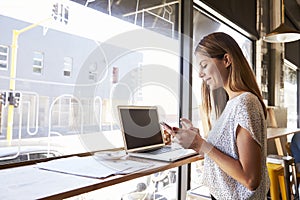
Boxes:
[117,105,197,162]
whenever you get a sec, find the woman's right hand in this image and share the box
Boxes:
[174,127,213,154]
[173,127,202,152]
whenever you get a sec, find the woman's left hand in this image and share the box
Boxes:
[180,118,200,133]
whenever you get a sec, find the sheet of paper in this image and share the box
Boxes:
[0,165,100,200]
[36,156,126,178]
[94,156,155,174]
[0,156,163,199]
[36,156,155,178]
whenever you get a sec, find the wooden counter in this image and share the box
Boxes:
[267,128,300,155]
[0,154,202,200]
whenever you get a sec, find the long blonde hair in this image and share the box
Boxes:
[195,32,267,130]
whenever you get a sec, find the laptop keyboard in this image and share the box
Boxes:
[143,146,180,155]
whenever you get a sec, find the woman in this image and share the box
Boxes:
[172,32,269,199]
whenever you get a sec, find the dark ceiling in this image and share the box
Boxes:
[285,0,300,29]
[71,0,300,31]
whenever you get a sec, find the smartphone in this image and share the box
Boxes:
[160,122,173,131]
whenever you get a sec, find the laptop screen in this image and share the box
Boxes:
[118,106,164,151]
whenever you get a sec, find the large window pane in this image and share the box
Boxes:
[0,0,179,162]
[0,0,181,199]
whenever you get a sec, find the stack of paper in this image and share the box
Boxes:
[36,156,154,178]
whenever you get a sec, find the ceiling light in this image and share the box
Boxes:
[263,0,300,43]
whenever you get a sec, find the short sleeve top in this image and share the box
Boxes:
[201,92,270,200]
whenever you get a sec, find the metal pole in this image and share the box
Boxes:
[6,17,51,144]
[6,30,19,144]
[178,0,193,199]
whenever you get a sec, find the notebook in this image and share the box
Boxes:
[117,105,197,162]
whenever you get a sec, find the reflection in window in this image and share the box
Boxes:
[65,168,179,200]
[122,2,177,38]
[32,51,44,74]
[1,0,180,179]
[77,0,179,39]
[0,45,9,69]
[284,59,297,128]
[1,1,182,199]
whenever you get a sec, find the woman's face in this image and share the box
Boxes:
[195,53,229,90]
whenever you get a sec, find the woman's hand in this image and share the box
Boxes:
[174,127,203,153]
[180,118,200,133]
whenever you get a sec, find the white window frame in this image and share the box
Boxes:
[0,45,9,70]
[88,62,98,81]
[63,56,73,77]
[32,51,44,74]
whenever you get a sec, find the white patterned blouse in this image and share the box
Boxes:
[201,92,270,200]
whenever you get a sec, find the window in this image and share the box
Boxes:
[0,45,9,70]
[88,62,97,81]
[32,51,44,74]
[63,56,73,77]
[1,0,182,198]
[284,59,297,128]
[1,0,180,159]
